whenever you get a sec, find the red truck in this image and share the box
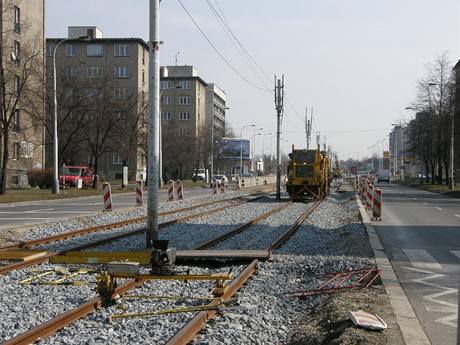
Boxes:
[59,166,95,188]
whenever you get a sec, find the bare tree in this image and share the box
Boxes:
[0,2,44,194]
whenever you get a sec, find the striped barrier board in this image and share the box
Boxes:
[135,180,143,206]
[176,180,184,200]
[372,188,382,220]
[103,182,112,212]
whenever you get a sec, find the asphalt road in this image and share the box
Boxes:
[0,186,212,230]
[373,183,460,345]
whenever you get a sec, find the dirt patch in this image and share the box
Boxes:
[287,284,404,345]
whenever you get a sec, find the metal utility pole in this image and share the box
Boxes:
[147,0,160,247]
[274,75,284,200]
[449,112,455,190]
[305,107,313,150]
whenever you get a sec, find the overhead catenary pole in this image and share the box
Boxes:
[274,75,284,200]
[147,0,160,247]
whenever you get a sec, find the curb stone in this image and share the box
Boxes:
[357,196,431,345]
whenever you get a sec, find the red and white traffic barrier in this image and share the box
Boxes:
[372,188,382,220]
[176,179,184,200]
[135,180,143,206]
[103,182,112,212]
[235,176,240,190]
[211,179,218,195]
[220,180,225,193]
[366,182,373,210]
[167,180,175,202]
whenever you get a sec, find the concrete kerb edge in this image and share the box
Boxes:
[356,196,431,345]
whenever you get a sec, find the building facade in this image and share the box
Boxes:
[389,125,408,179]
[160,66,227,179]
[0,0,46,189]
[46,26,148,180]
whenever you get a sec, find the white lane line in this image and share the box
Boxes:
[454,214,460,218]
[435,207,443,211]
[450,251,460,259]
[423,202,428,205]
[0,217,52,220]
[403,249,443,270]
[413,197,418,200]
[24,208,55,214]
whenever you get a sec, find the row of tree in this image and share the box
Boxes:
[406,54,456,184]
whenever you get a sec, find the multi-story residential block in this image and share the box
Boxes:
[46,26,148,180]
[0,0,45,189]
[389,125,407,179]
[160,65,227,179]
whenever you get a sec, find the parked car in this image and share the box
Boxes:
[59,166,95,187]
[192,169,206,181]
[210,174,228,187]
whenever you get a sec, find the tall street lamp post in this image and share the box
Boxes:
[240,124,255,176]
[52,36,89,194]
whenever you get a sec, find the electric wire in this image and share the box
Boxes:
[205,0,270,90]
[210,0,273,88]
[177,0,271,92]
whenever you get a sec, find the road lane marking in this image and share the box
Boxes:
[24,208,55,213]
[403,249,443,270]
[402,266,457,328]
[0,217,52,220]
[435,207,443,211]
[413,197,418,200]
[454,214,460,218]
[449,251,460,259]
[423,202,428,205]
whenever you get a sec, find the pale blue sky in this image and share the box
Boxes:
[47,0,459,159]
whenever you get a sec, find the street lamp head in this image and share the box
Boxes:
[428,83,437,86]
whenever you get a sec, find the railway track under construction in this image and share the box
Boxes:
[1,196,324,345]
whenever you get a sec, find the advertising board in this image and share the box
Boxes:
[219,138,250,160]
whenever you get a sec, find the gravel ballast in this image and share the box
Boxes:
[2,187,396,344]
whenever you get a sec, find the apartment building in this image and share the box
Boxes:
[160,65,227,178]
[46,26,148,180]
[0,0,45,189]
[389,125,407,179]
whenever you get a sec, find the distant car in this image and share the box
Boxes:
[242,173,254,178]
[210,174,228,187]
[192,169,206,181]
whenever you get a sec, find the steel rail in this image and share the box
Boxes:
[166,199,323,345]
[1,191,276,343]
[267,198,323,251]
[2,279,144,345]
[166,259,258,345]
[0,192,266,252]
[193,201,292,250]
[0,196,266,275]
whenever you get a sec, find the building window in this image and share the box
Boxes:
[160,80,172,89]
[13,75,20,95]
[114,44,130,57]
[86,44,103,57]
[179,128,191,136]
[47,44,54,57]
[66,66,77,77]
[115,66,129,78]
[86,66,103,78]
[162,112,171,120]
[66,44,76,56]
[179,96,191,105]
[13,40,20,63]
[112,152,124,164]
[163,96,171,105]
[178,112,191,120]
[14,6,20,33]
[12,109,20,131]
[21,141,33,158]
[114,87,130,100]
[179,80,191,89]
[12,142,20,160]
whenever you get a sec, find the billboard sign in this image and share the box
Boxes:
[219,138,250,160]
